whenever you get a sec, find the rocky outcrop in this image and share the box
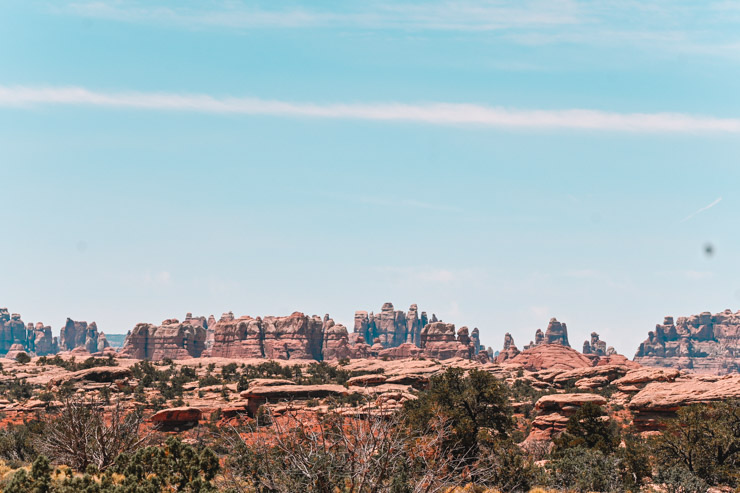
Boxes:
[513,319,635,370]
[49,366,132,386]
[634,310,740,374]
[544,318,569,346]
[353,303,430,350]
[0,310,59,356]
[322,318,357,361]
[241,383,349,415]
[628,373,740,431]
[5,344,29,361]
[26,323,57,356]
[528,393,608,442]
[583,332,611,356]
[509,343,593,371]
[418,322,472,359]
[0,310,28,354]
[261,312,324,360]
[120,318,206,360]
[495,333,520,363]
[377,343,425,360]
[206,303,483,362]
[59,319,109,353]
[208,313,264,358]
[209,312,357,361]
[151,407,202,431]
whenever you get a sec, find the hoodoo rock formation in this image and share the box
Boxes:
[634,310,740,374]
[417,322,474,359]
[1,309,60,357]
[503,319,637,371]
[353,303,428,349]
[203,303,488,362]
[495,333,520,363]
[59,318,109,354]
[120,319,206,360]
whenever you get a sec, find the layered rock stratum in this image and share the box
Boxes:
[634,309,740,374]
[126,302,488,362]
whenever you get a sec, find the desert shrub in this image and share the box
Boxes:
[37,396,146,471]
[4,439,219,493]
[223,410,464,493]
[652,400,740,487]
[221,362,238,381]
[242,361,296,380]
[4,455,53,492]
[618,435,653,490]
[403,367,512,459]
[36,354,117,371]
[472,437,545,492]
[0,378,34,402]
[553,401,620,455]
[656,465,709,493]
[327,393,371,409]
[0,421,45,466]
[199,374,222,387]
[547,447,622,492]
[114,437,219,492]
[180,365,198,380]
[236,374,250,392]
[14,352,31,364]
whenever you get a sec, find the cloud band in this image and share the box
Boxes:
[1,85,739,133]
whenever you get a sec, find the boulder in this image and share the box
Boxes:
[151,407,202,431]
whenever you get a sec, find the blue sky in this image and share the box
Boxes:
[1,0,739,356]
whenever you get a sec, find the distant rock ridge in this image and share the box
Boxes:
[121,302,489,362]
[634,309,740,374]
[0,308,111,357]
[2,302,492,363]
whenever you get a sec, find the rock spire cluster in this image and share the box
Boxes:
[635,309,740,374]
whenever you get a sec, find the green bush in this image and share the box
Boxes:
[547,447,622,492]
[14,352,31,365]
[403,367,512,460]
[653,400,740,487]
[553,401,621,454]
[656,465,709,493]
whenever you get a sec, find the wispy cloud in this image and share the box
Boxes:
[58,1,580,32]
[681,197,723,222]
[51,1,740,59]
[2,86,739,133]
